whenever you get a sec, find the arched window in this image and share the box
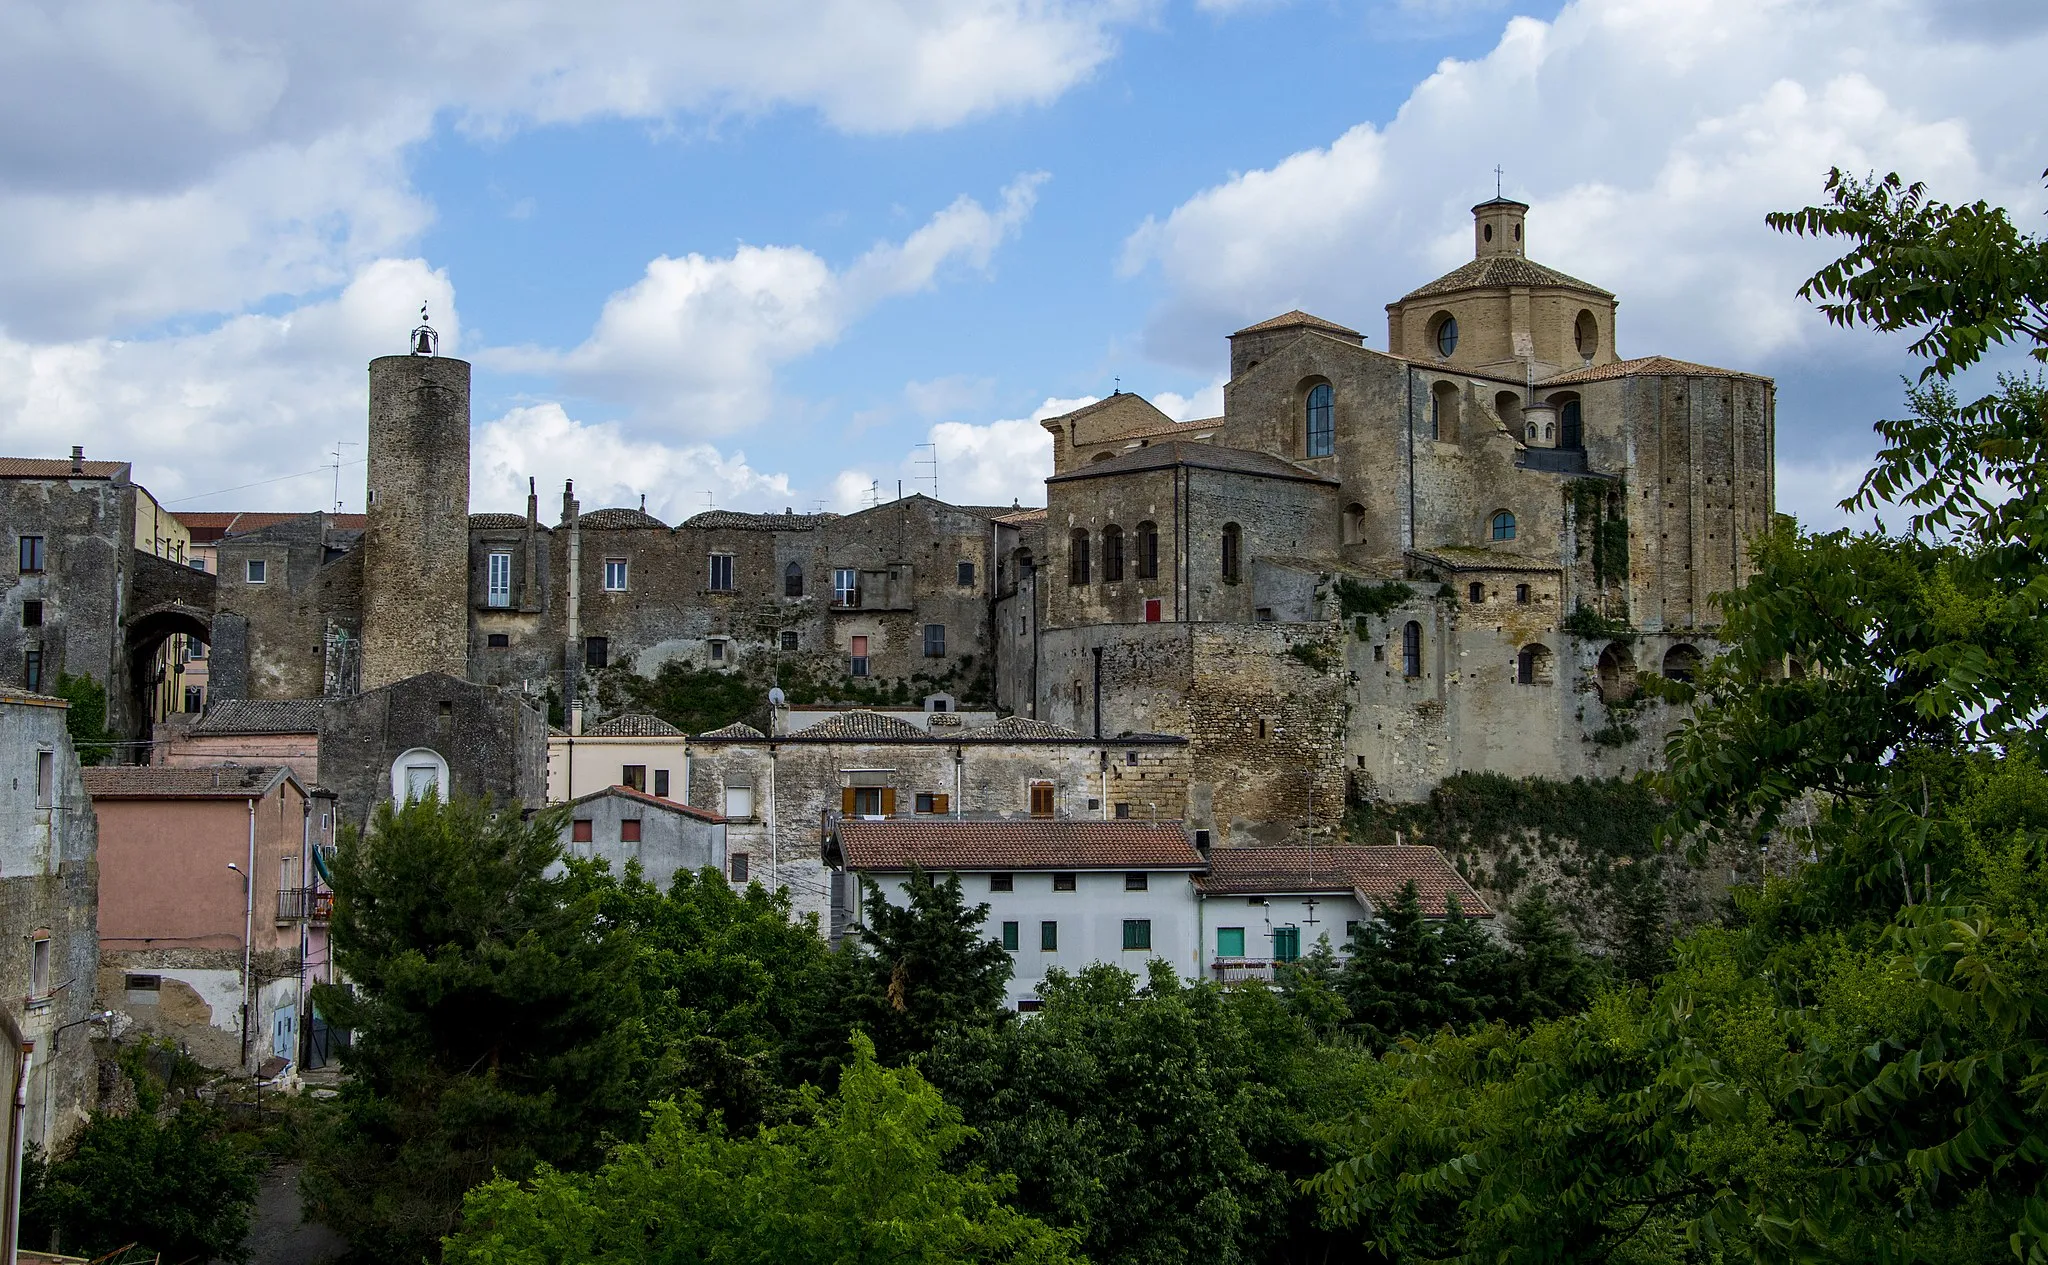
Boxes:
[1017,550,1034,579]
[1341,503,1366,547]
[1401,621,1422,678]
[783,562,803,598]
[1663,644,1701,683]
[1135,522,1159,579]
[1559,398,1583,450]
[1432,314,1460,357]
[1430,381,1459,441]
[1574,310,1599,360]
[1494,391,1522,431]
[1467,582,1484,603]
[1102,524,1125,582]
[1516,643,1553,685]
[1491,510,1516,541]
[1597,642,1636,703]
[391,747,449,804]
[1221,523,1241,583]
[1069,530,1091,585]
[1305,383,1334,457]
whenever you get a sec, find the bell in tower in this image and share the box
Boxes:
[410,302,439,357]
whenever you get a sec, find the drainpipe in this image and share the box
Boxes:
[1405,371,1416,551]
[766,747,778,891]
[297,795,311,1065]
[1091,647,1102,740]
[4,1035,29,1265]
[240,796,256,1072]
[953,745,963,819]
[564,480,583,751]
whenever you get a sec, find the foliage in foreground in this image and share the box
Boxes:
[443,1034,1083,1265]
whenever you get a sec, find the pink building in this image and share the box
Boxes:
[83,765,336,1074]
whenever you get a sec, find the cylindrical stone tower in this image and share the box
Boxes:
[360,345,471,690]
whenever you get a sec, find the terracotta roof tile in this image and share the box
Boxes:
[838,819,1204,871]
[1401,255,1613,301]
[585,713,686,738]
[798,710,927,740]
[1538,355,1765,386]
[1230,310,1364,338]
[468,512,532,530]
[1048,441,1337,486]
[175,511,366,542]
[191,699,326,735]
[966,716,1084,740]
[0,457,127,479]
[682,509,839,531]
[995,507,1048,525]
[567,784,726,823]
[83,764,291,799]
[578,507,670,530]
[697,721,766,739]
[1197,845,1490,916]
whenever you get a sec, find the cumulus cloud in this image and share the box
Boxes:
[508,175,1045,432]
[0,1,1133,336]
[472,404,795,521]
[835,393,1096,511]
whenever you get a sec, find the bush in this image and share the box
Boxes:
[20,1105,263,1263]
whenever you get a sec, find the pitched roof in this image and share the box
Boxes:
[837,819,1204,871]
[1400,255,1613,301]
[0,457,127,479]
[1538,355,1765,386]
[82,764,293,800]
[1406,546,1560,576]
[1230,310,1364,339]
[1047,441,1337,486]
[584,713,686,738]
[995,507,1048,525]
[468,512,532,530]
[578,507,669,530]
[567,784,726,823]
[697,721,766,739]
[190,699,327,735]
[175,511,367,542]
[1197,845,1491,916]
[798,710,927,740]
[681,509,838,531]
[966,716,1085,740]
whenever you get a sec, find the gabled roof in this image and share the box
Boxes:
[83,764,296,800]
[1400,255,1613,302]
[0,457,127,479]
[995,507,1048,525]
[578,507,669,530]
[1197,844,1491,916]
[584,713,686,739]
[838,819,1204,872]
[191,699,327,735]
[176,511,366,542]
[1406,546,1560,576]
[682,509,839,531]
[799,710,927,740]
[1230,310,1364,339]
[468,512,533,530]
[1047,441,1337,486]
[1539,355,1766,386]
[567,783,726,823]
[966,716,1084,740]
[698,721,766,739]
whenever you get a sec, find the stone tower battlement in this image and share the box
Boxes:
[362,350,471,690]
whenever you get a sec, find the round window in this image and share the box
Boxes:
[1483,223,1493,242]
[1435,316,1460,357]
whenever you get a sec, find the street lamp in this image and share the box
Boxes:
[52,1010,113,1053]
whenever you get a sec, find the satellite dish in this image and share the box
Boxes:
[767,687,786,707]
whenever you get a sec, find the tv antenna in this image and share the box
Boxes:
[864,480,881,509]
[913,442,938,500]
[331,440,357,512]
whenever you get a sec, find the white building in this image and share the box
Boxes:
[829,819,1488,1010]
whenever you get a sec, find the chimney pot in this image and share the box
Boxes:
[70,445,83,473]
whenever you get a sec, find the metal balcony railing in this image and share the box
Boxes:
[1210,958,1275,984]
[278,888,334,922]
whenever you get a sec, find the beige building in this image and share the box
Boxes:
[548,712,690,802]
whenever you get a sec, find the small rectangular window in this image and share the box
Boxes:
[1516,583,1531,604]
[781,630,799,651]
[35,749,53,808]
[1345,920,1362,943]
[724,784,754,819]
[30,936,50,998]
[710,639,726,661]
[586,636,609,669]
[488,551,513,606]
[183,685,203,712]
[915,792,936,813]
[1040,920,1058,951]
[1029,782,1054,817]
[653,769,669,798]
[187,636,204,660]
[730,853,750,883]
[622,765,646,791]
[246,558,266,583]
[188,557,207,572]
[572,819,593,843]
[1123,919,1151,951]
[604,558,629,592]
[19,535,45,574]
[22,600,41,627]
[1052,873,1076,892]
[1217,926,1245,957]
[1193,829,1211,849]
[486,633,510,648]
[849,634,869,678]
[620,818,642,843]
[1115,802,1131,819]
[1017,998,1043,1013]
[923,624,945,657]
[1001,921,1019,951]
[1124,872,1147,891]
[24,647,43,692]
[957,561,975,587]
[708,554,734,592]
[125,973,161,993]
[989,873,1013,892]
[833,568,859,607]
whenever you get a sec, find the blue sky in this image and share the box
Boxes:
[1,0,2042,526]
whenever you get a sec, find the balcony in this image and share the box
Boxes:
[278,888,334,923]
[1210,958,1275,984]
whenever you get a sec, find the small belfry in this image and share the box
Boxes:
[410,301,439,357]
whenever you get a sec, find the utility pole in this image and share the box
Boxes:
[331,440,357,512]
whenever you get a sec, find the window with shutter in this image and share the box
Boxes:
[841,787,857,816]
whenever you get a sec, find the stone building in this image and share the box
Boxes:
[556,785,728,892]
[1019,197,1773,829]
[0,690,101,1155]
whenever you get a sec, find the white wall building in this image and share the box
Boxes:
[547,712,688,802]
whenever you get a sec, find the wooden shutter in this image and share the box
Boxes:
[842,787,857,816]
[880,788,897,817]
[933,793,949,814]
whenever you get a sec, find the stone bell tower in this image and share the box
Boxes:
[360,309,471,690]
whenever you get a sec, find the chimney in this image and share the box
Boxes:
[70,445,84,474]
[526,476,538,524]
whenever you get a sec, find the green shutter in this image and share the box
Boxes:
[1002,921,1019,951]
[1273,926,1301,963]
[1217,927,1245,957]
[1041,920,1058,951]
[1123,919,1151,951]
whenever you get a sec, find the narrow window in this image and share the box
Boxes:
[488,551,513,606]
[1069,529,1091,585]
[834,568,859,607]
[1193,828,1210,848]
[1001,921,1019,951]
[990,873,1014,892]
[620,818,642,843]
[603,558,629,591]
[1342,503,1365,547]
[1491,511,1516,541]
[35,749,54,808]
[1041,920,1059,951]
[710,639,726,661]
[849,634,869,678]
[1305,382,1334,456]
[724,784,754,818]
[183,685,203,712]
[1124,872,1148,891]
[708,554,734,592]
[1052,872,1076,892]
[1102,525,1124,581]
[1518,647,1537,685]
[1468,582,1483,603]
[1030,782,1055,817]
[623,765,646,791]
[24,647,43,692]
[187,635,203,659]
[1123,919,1152,951]
[1273,926,1302,962]
[730,853,750,884]
[781,630,799,651]
[30,935,50,998]
[784,562,804,597]
[1516,583,1531,604]
[572,818,593,843]
[1136,522,1159,579]
[1402,621,1422,678]
[957,561,975,587]
[246,558,266,583]
[1221,524,1241,583]
[585,636,609,668]
[1560,398,1584,450]
[19,535,45,574]
[654,769,669,797]
[923,624,946,657]
[1217,926,1246,957]
[1345,920,1362,943]
[22,599,42,627]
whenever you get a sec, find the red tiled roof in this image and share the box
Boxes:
[1230,310,1363,338]
[0,457,127,479]
[584,713,686,738]
[82,764,292,800]
[175,511,366,542]
[1538,355,1766,386]
[1400,255,1613,301]
[797,710,926,740]
[1197,845,1491,917]
[838,819,1204,871]
[568,784,726,824]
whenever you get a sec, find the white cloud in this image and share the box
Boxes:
[0,1,1133,336]
[838,394,1096,511]
[1152,375,1226,420]
[509,175,1045,432]
[472,404,795,521]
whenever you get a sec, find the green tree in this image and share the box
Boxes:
[1337,882,1508,1048]
[20,1105,263,1263]
[846,865,1013,1062]
[1501,887,1603,1023]
[53,671,115,765]
[597,657,764,735]
[443,1033,1084,1265]
[303,796,645,1262]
